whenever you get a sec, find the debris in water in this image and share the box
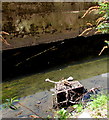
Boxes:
[45,77,101,109]
[45,77,86,108]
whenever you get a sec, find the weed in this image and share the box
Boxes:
[88,94,109,110]
[71,93,109,118]
[2,97,19,110]
[54,108,71,120]
[80,1,109,55]
[2,97,41,118]
[72,103,83,113]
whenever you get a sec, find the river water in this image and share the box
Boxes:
[1,55,109,118]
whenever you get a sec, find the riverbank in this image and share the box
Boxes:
[1,56,109,118]
[2,56,108,102]
[1,72,108,118]
[3,34,109,81]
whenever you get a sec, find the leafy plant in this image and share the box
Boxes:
[80,1,109,35]
[2,97,19,110]
[96,1,109,34]
[54,108,71,120]
[79,1,109,55]
[72,93,109,118]
[72,103,83,113]
[88,94,108,110]
[3,97,41,118]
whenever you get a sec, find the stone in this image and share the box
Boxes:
[67,76,74,81]
[78,111,92,118]
[36,100,41,104]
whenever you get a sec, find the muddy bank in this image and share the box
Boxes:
[1,73,108,118]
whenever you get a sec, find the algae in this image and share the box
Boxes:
[2,56,108,103]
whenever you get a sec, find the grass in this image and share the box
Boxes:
[89,94,108,110]
[54,108,71,120]
[50,93,109,119]
[87,93,109,118]
[72,93,109,118]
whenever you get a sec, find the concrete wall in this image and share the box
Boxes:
[2,2,100,50]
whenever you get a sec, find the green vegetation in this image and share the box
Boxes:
[47,93,109,118]
[2,97,19,110]
[97,1,109,34]
[89,94,108,110]
[2,2,109,119]
[73,103,83,113]
[87,93,108,118]
[54,108,71,120]
[72,93,109,118]
[3,93,109,118]
[80,1,109,35]
[80,1,109,55]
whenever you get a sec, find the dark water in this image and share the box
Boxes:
[2,33,109,118]
[2,34,109,81]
